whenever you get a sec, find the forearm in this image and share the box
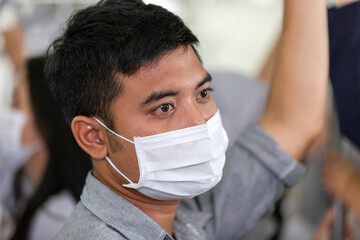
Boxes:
[260,0,329,160]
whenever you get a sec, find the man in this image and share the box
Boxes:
[45,0,328,239]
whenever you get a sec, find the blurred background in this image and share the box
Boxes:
[1,0,360,240]
[0,0,283,79]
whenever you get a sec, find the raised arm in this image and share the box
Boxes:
[259,0,329,160]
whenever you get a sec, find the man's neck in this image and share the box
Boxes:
[93,168,180,236]
[124,196,180,236]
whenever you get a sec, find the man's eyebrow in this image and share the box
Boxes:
[196,73,212,90]
[141,73,212,106]
[142,90,179,106]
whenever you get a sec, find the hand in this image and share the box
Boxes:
[322,151,359,201]
[313,208,352,240]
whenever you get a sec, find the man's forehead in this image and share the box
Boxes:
[119,46,207,95]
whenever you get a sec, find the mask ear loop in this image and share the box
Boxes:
[105,156,134,184]
[93,117,134,144]
[93,117,135,184]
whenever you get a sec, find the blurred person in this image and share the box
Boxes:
[0,57,91,240]
[0,5,26,237]
[45,0,329,239]
[0,2,24,114]
[0,1,24,71]
[1,0,84,58]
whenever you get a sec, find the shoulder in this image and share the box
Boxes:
[55,202,125,240]
[226,124,305,187]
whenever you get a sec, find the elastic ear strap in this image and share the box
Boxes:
[105,156,133,184]
[93,117,135,144]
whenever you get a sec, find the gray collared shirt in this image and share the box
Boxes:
[55,124,305,240]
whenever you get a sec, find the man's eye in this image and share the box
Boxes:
[200,89,208,98]
[160,103,171,112]
[152,103,175,116]
[199,88,213,99]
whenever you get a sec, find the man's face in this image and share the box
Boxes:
[105,45,217,186]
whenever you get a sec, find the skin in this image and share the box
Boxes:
[313,208,352,240]
[13,76,48,186]
[323,152,360,224]
[258,0,359,82]
[72,45,217,235]
[72,0,328,236]
[3,26,24,73]
[259,0,328,160]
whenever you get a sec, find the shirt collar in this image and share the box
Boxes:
[173,200,212,240]
[81,172,212,240]
[81,172,170,240]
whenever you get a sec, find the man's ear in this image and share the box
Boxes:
[71,116,108,159]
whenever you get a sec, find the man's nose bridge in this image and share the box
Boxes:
[184,103,206,127]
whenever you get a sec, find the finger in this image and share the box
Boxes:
[319,208,334,231]
[313,209,334,240]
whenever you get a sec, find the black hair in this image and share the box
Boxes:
[11,57,92,240]
[45,0,199,127]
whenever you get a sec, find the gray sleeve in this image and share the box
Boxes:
[201,124,306,239]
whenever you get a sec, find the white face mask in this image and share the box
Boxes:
[0,108,43,171]
[94,110,229,200]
